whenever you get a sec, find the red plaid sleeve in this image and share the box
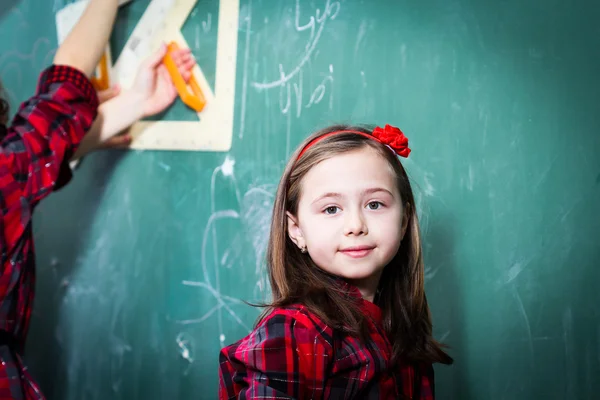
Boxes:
[0,65,97,254]
[219,307,333,400]
[1,65,98,201]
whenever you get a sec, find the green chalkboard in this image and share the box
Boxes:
[1,0,599,399]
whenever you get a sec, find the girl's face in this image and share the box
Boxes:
[287,146,407,299]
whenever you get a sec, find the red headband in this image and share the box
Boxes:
[297,124,411,159]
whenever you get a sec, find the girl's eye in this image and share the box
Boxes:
[324,206,340,215]
[367,201,382,210]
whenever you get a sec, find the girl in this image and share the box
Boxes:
[0,0,194,397]
[219,124,453,399]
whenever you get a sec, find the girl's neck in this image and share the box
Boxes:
[347,272,382,303]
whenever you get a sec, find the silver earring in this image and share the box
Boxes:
[300,246,307,253]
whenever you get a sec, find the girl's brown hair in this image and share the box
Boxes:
[264,124,452,365]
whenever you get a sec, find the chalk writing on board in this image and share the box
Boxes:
[252,0,340,90]
[177,156,273,349]
[278,64,334,119]
[248,0,340,153]
[176,332,194,375]
[0,37,55,105]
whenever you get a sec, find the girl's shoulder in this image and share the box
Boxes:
[219,305,336,399]
[223,304,334,354]
[261,304,332,335]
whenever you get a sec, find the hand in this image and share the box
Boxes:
[131,43,196,118]
[71,44,195,160]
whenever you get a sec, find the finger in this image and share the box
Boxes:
[176,58,196,83]
[174,54,193,69]
[181,70,192,83]
[97,84,121,104]
[101,134,132,149]
[144,42,168,69]
[171,49,193,66]
[172,48,192,59]
[111,138,132,149]
[182,57,196,71]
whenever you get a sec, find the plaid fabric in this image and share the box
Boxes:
[219,285,435,400]
[0,65,98,399]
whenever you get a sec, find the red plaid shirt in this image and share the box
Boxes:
[0,65,98,399]
[219,285,435,400]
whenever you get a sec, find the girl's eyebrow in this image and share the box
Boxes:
[311,192,342,205]
[361,187,394,197]
[310,188,393,205]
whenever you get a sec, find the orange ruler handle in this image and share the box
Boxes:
[91,52,110,91]
[163,41,206,112]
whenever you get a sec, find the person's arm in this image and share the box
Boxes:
[54,0,119,76]
[218,309,333,399]
[0,0,118,203]
[0,0,119,257]
[72,87,145,160]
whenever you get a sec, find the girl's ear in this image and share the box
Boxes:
[401,203,410,240]
[286,211,306,249]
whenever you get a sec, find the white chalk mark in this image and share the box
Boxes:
[244,187,274,198]
[439,330,451,342]
[202,209,239,335]
[286,106,292,156]
[176,332,194,375]
[305,66,333,110]
[532,155,558,190]
[158,161,171,172]
[512,286,534,363]
[467,164,474,191]
[187,279,251,331]
[182,280,246,305]
[176,304,220,325]
[239,1,252,139]
[221,248,231,266]
[293,69,303,117]
[424,265,440,281]
[241,186,275,299]
[279,78,292,115]
[0,37,52,73]
[563,307,575,398]
[179,140,276,347]
[422,172,436,197]
[505,259,531,284]
[220,156,235,177]
[202,13,212,33]
[251,0,340,90]
[353,20,368,58]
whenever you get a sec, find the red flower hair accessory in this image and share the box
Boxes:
[297,124,411,159]
[371,124,411,157]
